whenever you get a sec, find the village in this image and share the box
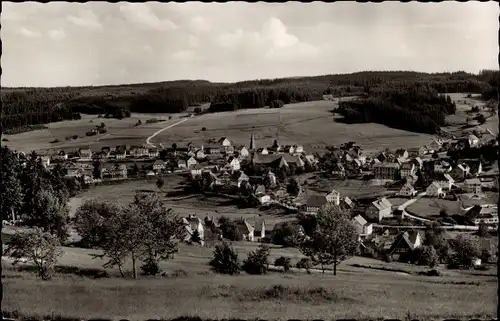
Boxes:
[24,122,498,267]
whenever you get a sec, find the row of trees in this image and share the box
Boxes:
[3,71,496,130]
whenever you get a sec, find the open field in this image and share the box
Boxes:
[2,244,497,320]
[405,197,461,219]
[72,178,292,227]
[150,100,436,154]
[2,112,187,154]
[444,93,498,135]
[306,176,391,199]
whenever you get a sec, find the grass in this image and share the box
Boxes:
[306,176,390,199]
[151,100,436,154]
[405,197,461,219]
[2,265,496,320]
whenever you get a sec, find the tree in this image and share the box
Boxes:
[286,178,300,196]
[0,147,24,221]
[417,245,439,268]
[6,228,63,280]
[191,229,201,244]
[296,258,313,274]
[243,244,270,275]
[480,248,491,263]
[451,235,481,268]
[218,216,243,241]
[439,209,448,217]
[272,222,302,247]
[210,241,241,275]
[172,143,177,151]
[475,114,486,125]
[278,166,289,181]
[156,178,165,191]
[24,189,70,242]
[477,222,489,237]
[274,256,292,273]
[299,204,358,275]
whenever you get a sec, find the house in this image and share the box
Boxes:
[218,137,232,147]
[135,147,149,157]
[236,219,255,242]
[148,148,159,158]
[266,171,277,187]
[435,173,454,190]
[434,161,452,174]
[398,182,417,197]
[151,160,165,172]
[253,217,266,241]
[254,184,266,196]
[388,231,423,261]
[304,155,318,167]
[223,145,235,155]
[373,163,400,180]
[365,197,392,222]
[206,146,221,155]
[428,139,443,151]
[331,162,346,179]
[195,149,205,160]
[271,222,307,240]
[468,134,480,147]
[340,196,355,210]
[55,150,68,161]
[450,164,470,181]
[187,157,198,168]
[183,215,205,245]
[40,155,51,167]
[190,164,203,178]
[252,154,304,169]
[395,149,409,160]
[101,147,111,158]
[282,145,295,154]
[464,178,482,194]
[376,152,389,162]
[78,149,92,161]
[411,157,424,170]
[405,174,419,185]
[112,164,128,179]
[305,195,328,215]
[257,194,271,204]
[177,160,187,169]
[400,162,416,178]
[237,172,249,187]
[293,145,304,154]
[466,205,498,226]
[226,157,241,171]
[426,182,444,198]
[325,189,340,205]
[187,150,196,158]
[352,215,373,238]
[257,147,269,155]
[460,159,483,176]
[239,146,250,158]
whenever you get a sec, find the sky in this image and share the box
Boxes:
[1,1,498,87]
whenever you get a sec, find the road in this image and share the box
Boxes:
[396,192,432,223]
[145,118,189,148]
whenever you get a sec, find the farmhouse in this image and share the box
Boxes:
[373,163,400,180]
[183,215,205,246]
[331,162,346,178]
[435,173,454,190]
[190,164,203,178]
[252,154,304,169]
[398,182,417,197]
[395,149,409,160]
[426,182,444,198]
[54,150,68,161]
[187,157,198,168]
[304,154,318,167]
[226,157,241,172]
[306,195,328,215]
[40,155,51,167]
[237,219,255,242]
[195,149,206,160]
[293,144,304,154]
[112,164,128,179]
[352,215,373,239]
[410,157,424,170]
[282,145,295,154]
[206,146,221,155]
[466,205,498,226]
[365,197,392,222]
[78,149,92,161]
[434,160,452,174]
[340,196,355,210]
[325,189,341,205]
[468,134,480,147]
[464,178,482,194]
[388,231,422,262]
[253,218,266,242]
[237,172,249,187]
[218,137,232,147]
[400,162,416,178]
[428,138,443,151]
[177,160,187,169]
[459,159,483,176]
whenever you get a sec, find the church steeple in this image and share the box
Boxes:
[249,131,256,150]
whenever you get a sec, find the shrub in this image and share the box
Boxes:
[2,138,9,141]
[480,248,492,263]
[169,116,172,120]
[202,127,207,131]
[194,107,202,114]
[274,256,292,273]
[72,135,78,140]
[417,246,439,268]
[296,258,313,273]
[210,242,240,275]
[242,244,270,275]
[141,258,161,276]
[50,139,60,144]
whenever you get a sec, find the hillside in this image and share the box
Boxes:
[1,70,498,133]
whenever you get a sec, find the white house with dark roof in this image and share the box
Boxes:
[218,137,232,147]
[187,157,198,168]
[237,219,255,242]
[464,178,482,194]
[325,189,340,205]
[365,197,392,222]
[239,146,250,158]
[400,162,416,178]
[426,182,444,197]
[182,214,205,246]
[177,159,187,169]
[190,164,203,177]
[331,162,346,178]
[468,134,480,147]
[306,195,328,215]
[226,157,241,172]
[153,160,166,171]
[78,149,92,161]
[398,182,417,197]
[352,215,373,238]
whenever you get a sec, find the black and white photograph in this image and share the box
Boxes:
[0,1,498,320]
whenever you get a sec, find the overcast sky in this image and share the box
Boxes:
[1,1,498,87]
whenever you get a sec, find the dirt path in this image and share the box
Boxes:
[146,118,189,148]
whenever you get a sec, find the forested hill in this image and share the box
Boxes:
[1,70,498,132]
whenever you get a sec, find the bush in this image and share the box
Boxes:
[270,100,285,109]
[194,107,202,114]
[50,139,60,144]
[202,127,207,131]
[72,135,78,140]
[209,242,240,275]
[169,116,172,120]
[2,138,9,141]
[296,258,313,273]
[416,246,439,268]
[141,258,161,276]
[274,256,292,273]
[242,244,270,275]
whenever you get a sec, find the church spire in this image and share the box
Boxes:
[249,131,256,150]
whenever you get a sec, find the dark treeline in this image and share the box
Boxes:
[1,70,498,131]
[336,83,461,134]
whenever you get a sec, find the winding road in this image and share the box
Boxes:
[396,192,432,222]
[145,118,189,148]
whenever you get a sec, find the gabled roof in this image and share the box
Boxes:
[456,164,469,172]
[391,231,421,252]
[307,195,328,207]
[153,160,165,165]
[253,217,266,233]
[236,220,254,235]
[218,137,230,144]
[400,182,416,192]
[371,197,392,211]
[428,181,442,190]
[342,196,355,208]
[177,159,187,165]
[352,214,368,226]
[191,164,203,170]
[332,162,345,171]
[464,178,481,185]
[468,134,479,141]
